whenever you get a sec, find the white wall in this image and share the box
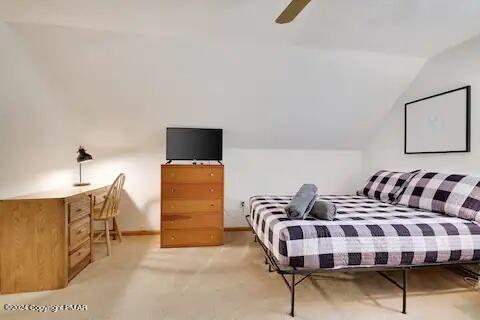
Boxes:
[0,22,77,196]
[2,18,478,231]
[3,13,478,232]
[0,22,363,230]
[0,146,362,230]
[363,34,480,178]
[0,20,373,231]
[0,21,364,231]
[223,148,362,227]
[51,149,362,230]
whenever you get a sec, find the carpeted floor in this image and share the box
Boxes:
[1,232,479,320]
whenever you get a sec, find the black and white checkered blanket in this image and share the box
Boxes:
[249,195,480,269]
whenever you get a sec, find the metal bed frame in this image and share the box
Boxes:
[245,214,479,317]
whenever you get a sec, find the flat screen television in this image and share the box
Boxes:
[166,127,223,161]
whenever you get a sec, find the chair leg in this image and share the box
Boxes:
[105,220,112,256]
[113,217,123,243]
[111,221,117,240]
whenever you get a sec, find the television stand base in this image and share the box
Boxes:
[164,160,222,165]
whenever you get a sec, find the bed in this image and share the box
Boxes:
[247,194,480,316]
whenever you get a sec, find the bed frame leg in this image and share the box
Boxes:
[402,269,408,314]
[290,274,295,317]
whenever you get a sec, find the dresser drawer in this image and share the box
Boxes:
[68,198,91,222]
[162,183,223,200]
[162,199,222,213]
[69,240,90,269]
[69,216,91,252]
[162,166,223,184]
[161,229,223,247]
[162,213,222,230]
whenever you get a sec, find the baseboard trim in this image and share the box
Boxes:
[122,230,161,236]
[123,227,250,236]
[224,227,250,232]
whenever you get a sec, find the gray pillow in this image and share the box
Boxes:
[310,200,336,221]
[285,184,318,220]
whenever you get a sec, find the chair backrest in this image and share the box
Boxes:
[97,173,126,220]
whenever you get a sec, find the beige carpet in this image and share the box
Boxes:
[1,232,479,320]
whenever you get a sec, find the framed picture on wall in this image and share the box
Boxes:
[404,85,471,154]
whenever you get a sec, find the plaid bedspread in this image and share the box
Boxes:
[249,195,480,269]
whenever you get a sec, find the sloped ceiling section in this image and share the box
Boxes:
[1,0,480,150]
[8,23,425,150]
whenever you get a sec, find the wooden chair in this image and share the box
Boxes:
[93,173,125,256]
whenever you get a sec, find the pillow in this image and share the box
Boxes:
[284,184,318,220]
[359,170,420,203]
[398,171,480,222]
[309,200,336,221]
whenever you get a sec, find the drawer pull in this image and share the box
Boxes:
[77,227,88,234]
[76,250,83,256]
[210,234,214,239]
[171,188,176,193]
[210,203,214,207]
[210,189,215,192]
[76,208,83,212]
[171,235,176,240]
[210,173,214,177]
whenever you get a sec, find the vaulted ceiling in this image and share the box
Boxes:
[1,0,480,150]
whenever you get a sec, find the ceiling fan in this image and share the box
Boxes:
[275,0,311,24]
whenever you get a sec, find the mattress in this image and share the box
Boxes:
[249,195,480,269]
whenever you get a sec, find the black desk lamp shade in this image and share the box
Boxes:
[74,146,93,186]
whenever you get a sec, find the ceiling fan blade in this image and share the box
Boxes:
[275,0,311,24]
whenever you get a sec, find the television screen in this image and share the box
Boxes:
[166,128,223,161]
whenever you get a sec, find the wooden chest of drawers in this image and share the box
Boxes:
[161,164,224,248]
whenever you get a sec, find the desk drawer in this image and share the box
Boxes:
[69,240,90,269]
[161,229,223,247]
[162,213,222,230]
[162,183,223,200]
[69,199,91,222]
[162,199,222,213]
[93,190,108,207]
[162,166,223,184]
[69,216,91,252]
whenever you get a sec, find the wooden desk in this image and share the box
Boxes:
[0,185,110,294]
